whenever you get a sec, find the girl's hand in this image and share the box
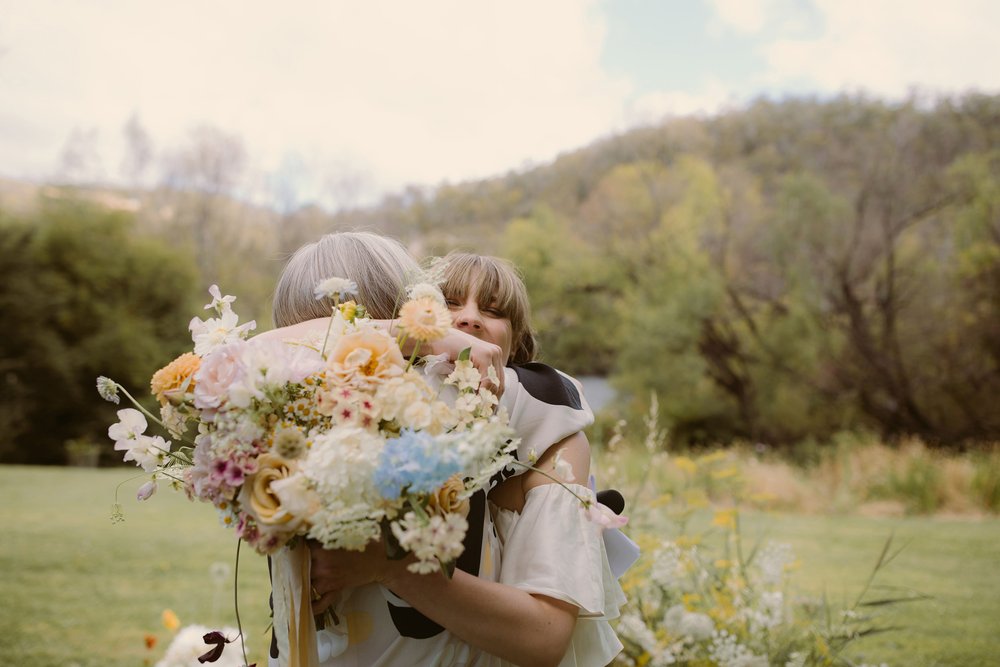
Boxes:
[428,329,505,396]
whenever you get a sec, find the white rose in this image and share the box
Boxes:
[401,401,432,430]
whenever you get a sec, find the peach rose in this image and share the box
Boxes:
[327,328,405,387]
[238,453,301,530]
[427,474,469,519]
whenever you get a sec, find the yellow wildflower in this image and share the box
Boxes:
[712,508,737,530]
[673,455,697,474]
[710,467,739,480]
[649,493,673,508]
[698,451,727,465]
[161,608,180,632]
[338,300,358,321]
[683,488,709,508]
[676,535,702,549]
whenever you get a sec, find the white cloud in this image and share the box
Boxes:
[626,82,734,123]
[763,0,1000,95]
[707,0,776,34]
[704,0,1000,97]
[0,0,629,200]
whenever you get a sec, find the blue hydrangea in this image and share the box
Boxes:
[374,429,462,499]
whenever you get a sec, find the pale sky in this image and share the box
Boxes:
[1,0,997,207]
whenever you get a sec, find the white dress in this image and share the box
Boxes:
[491,483,626,667]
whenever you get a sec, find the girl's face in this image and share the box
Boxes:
[446,290,513,366]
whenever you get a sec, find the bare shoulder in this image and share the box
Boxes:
[489,434,590,513]
[521,431,591,495]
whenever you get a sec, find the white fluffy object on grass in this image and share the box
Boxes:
[155,624,243,667]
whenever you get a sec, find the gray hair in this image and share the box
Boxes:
[272,231,419,326]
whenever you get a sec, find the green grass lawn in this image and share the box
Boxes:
[2,465,998,666]
[733,511,1000,667]
[0,465,271,667]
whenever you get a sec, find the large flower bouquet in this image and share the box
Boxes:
[99,280,516,575]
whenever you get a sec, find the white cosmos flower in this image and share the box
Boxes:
[204,284,237,312]
[108,408,147,442]
[189,308,256,356]
[314,277,359,302]
[116,434,171,472]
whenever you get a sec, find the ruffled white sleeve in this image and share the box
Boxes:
[493,483,626,667]
[500,366,594,470]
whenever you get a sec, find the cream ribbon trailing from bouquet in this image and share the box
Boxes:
[272,542,320,667]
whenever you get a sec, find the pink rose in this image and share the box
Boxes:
[193,340,248,409]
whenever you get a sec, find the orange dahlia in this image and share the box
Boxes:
[150,352,201,404]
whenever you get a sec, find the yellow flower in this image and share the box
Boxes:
[698,451,726,466]
[676,535,702,549]
[673,455,697,474]
[426,474,470,519]
[712,508,737,530]
[649,493,673,508]
[338,300,358,321]
[150,353,201,405]
[398,296,452,342]
[161,608,180,632]
[710,467,739,480]
[683,488,709,508]
[714,559,732,569]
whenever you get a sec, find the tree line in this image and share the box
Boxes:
[1,93,997,464]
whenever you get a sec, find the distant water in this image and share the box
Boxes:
[577,375,616,412]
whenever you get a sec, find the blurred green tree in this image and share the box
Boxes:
[0,199,198,464]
